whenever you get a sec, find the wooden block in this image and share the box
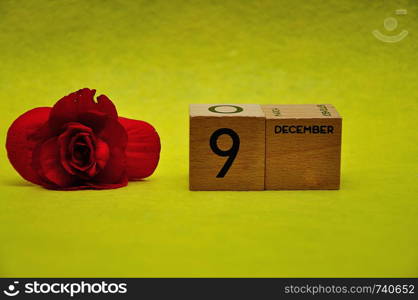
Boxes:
[262,104,342,190]
[189,104,265,190]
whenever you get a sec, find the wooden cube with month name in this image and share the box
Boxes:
[189,104,265,190]
[262,104,342,190]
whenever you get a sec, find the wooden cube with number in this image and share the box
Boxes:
[262,104,342,190]
[189,104,265,190]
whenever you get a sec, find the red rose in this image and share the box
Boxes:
[6,88,161,190]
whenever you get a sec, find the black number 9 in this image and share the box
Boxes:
[209,128,240,178]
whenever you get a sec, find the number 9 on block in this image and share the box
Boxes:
[189,104,265,190]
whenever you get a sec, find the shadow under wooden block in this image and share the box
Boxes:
[189,104,265,190]
[262,104,342,190]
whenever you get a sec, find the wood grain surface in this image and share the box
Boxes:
[263,104,342,189]
[189,104,265,190]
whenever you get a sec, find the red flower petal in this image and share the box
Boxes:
[50,179,128,191]
[96,116,128,150]
[93,146,128,185]
[6,107,52,185]
[35,137,124,190]
[118,117,161,180]
[49,88,118,129]
[77,111,128,149]
[95,138,110,170]
[58,123,93,175]
[78,111,108,133]
[38,137,76,187]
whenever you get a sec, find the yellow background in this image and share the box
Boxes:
[0,0,417,277]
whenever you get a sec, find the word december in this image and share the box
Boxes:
[275,125,334,134]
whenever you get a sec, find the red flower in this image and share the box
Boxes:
[6,88,161,190]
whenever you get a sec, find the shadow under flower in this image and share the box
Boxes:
[1,178,34,187]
